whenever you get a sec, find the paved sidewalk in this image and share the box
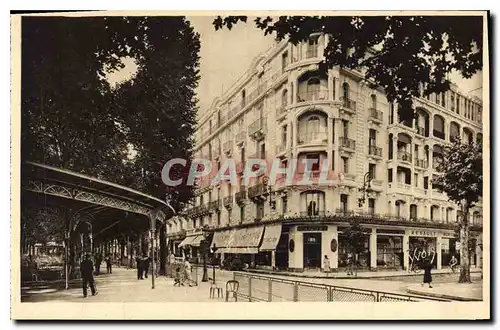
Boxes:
[246,267,482,280]
[21,267,230,303]
[407,282,483,301]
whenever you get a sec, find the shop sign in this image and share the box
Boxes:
[297,225,328,232]
[409,230,441,237]
[377,229,405,235]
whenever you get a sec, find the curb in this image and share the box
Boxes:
[406,288,482,301]
[243,269,481,280]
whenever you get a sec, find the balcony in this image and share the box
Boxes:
[368,145,382,158]
[235,131,246,145]
[298,132,328,145]
[397,182,412,190]
[223,140,233,154]
[235,189,246,205]
[297,90,328,103]
[248,183,267,200]
[335,208,355,217]
[249,117,267,141]
[340,97,356,113]
[368,108,383,123]
[397,151,412,164]
[300,210,326,217]
[208,200,221,212]
[305,48,319,59]
[223,196,233,209]
[414,158,428,169]
[339,137,356,151]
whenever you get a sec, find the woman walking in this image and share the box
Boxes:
[323,255,331,277]
[421,258,434,288]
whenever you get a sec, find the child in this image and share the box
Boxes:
[173,266,182,286]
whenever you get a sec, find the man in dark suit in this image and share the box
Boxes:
[80,253,97,297]
[94,253,102,275]
[136,255,143,280]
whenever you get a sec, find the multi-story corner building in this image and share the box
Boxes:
[168,34,484,273]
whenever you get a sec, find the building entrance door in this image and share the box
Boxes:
[303,233,322,269]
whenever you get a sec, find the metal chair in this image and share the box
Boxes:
[225,280,239,302]
[209,280,223,299]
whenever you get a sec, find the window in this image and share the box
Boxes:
[305,192,322,216]
[451,92,455,111]
[395,201,403,217]
[389,103,395,124]
[208,191,212,202]
[307,116,320,138]
[228,183,232,197]
[281,196,288,215]
[342,156,349,173]
[306,153,321,172]
[456,95,460,114]
[281,51,288,72]
[240,205,245,223]
[414,173,418,187]
[370,94,377,109]
[342,82,350,101]
[217,212,221,226]
[369,163,376,179]
[368,198,375,215]
[332,78,336,100]
[200,194,204,206]
[414,145,419,159]
[282,89,288,107]
[340,194,348,213]
[331,150,335,170]
[369,129,376,147]
[282,125,288,146]
[306,77,321,99]
[342,119,349,137]
[410,204,417,220]
[388,133,393,159]
[441,92,446,107]
[424,176,429,189]
[260,143,266,159]
[241,89,246,108]
[450,122,460,141]
[307,36,319,57]
[433,115,445,139]
[256,201,264,220]
[388,169,393,183]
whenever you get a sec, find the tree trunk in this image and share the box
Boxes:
[458,203,471,283]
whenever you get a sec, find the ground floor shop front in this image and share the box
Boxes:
[203,220,483,273]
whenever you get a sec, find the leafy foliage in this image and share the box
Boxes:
[432,139,483,207]
[342,221,367,255]
[213,15,483,121]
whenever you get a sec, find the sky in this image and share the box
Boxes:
[107,16,484,116]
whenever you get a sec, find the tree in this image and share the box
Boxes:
[342,221,368,274]
[433,139,483,283]
[213,15,483,122]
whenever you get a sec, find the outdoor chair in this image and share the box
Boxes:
[209,280,223,299]
[225,280,239,302]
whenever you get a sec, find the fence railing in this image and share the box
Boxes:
[233,272,448,302]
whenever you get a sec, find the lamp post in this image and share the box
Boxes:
[358,172,373,208]
[201,230,210,282]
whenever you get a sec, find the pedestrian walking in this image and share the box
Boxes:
[143,255,151,278]
[323,255,331,277]
[94,253,102,275]
[105,254,112,274]
[421,258,434,288]
[449,255,458,273]
[184,258,193,287]
[346,254,353,276]
[136,256,143,280]
[173,266,182,286]
[80,253,97,298]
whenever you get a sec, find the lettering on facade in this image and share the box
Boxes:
[409,230,440,237]
[408,246,436,273]
[297,225,328,232]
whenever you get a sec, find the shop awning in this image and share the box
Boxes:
[178,235,203,248]
[189,235,205,247]
[259,224,282,251]
[213,226,264,254]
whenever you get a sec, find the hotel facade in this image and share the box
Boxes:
[168,34,484,272]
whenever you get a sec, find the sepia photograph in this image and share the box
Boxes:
[10,10,490,320]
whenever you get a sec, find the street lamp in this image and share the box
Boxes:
[211,243,218,284]
[358,172,373,208]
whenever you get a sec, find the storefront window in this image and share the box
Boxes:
[408,237,437,267]
[376,236,403,268]
[338,232,369,268]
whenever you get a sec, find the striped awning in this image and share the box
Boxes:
[259,224,282,251]
[178,235,203,248]
[213,226,264,254]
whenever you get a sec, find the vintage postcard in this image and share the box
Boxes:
[11,10,490,320]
